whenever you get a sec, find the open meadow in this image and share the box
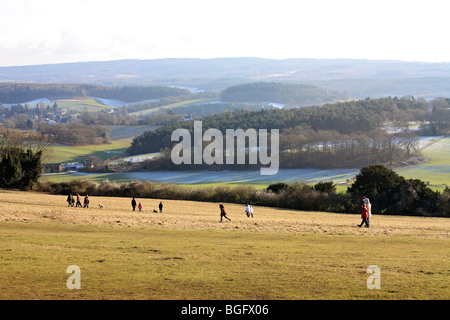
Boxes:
[0,189,448,300]
[55,98,116,112]
[396,136,450,191]
[129,98,216,117]
[45,138,132,163]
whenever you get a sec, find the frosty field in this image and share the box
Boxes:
[43,136,449,192]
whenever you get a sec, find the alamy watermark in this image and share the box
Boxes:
[66,265,81,290]
[366,265,381,290]
[170,121,279,175]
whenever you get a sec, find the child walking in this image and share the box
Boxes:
[358,203,370,228]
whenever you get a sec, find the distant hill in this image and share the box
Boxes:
[0,83,190,104]
[127,96,430,156]
[1,57,450,99]
[220,82,348,105]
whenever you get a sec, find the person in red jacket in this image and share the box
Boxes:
[358,203,370,228]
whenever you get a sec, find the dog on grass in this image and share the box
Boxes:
[98,204,104,209]
[153,209,158,213]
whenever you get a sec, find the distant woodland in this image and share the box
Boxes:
[0,83,190,104]
[128,96,450,169]
[1,81,449,170]
[220,82,348,106]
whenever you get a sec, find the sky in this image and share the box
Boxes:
[0,0,449,67]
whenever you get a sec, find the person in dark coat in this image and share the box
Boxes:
[67,194,73,207]
[83,195,89,208]
[219,203,231,222]
[158,201,163,213]
[131,197,137,211]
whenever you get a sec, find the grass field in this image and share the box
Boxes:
[45,138,132,163]
[129,98,216,117]
[396,136,449,191]
[108,125,161,140]
[41,172,136,184]
[45,124,161,164]
[0,190,448,300]
[55,98,115,112]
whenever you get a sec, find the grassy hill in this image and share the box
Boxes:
[396,136,449,191]
[44,124,161,164]
[128,98,215,117]
[0,190,448,300]
[45,138,131,163]
[54,98,115,112]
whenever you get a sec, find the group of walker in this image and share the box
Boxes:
[67,193,89,208]
[220,197,372,228]
[66,193,373,228]
[131,197,163,213]
[218,202,254,222]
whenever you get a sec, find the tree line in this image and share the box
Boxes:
[0,83,191,104]
[38,122,110,146]
[127,96,448,169]
[220,81,348,106]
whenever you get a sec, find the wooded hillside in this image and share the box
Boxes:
[128,96,430,154]
[220,82,348,105]
[0,83,190,104]
[127,96,450,169]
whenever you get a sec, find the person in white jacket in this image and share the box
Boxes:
[363,197,372,217]
[245,204,250,217]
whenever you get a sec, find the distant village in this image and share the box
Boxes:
[0,100,117,127]
[0,101,120,174]
[43,159,95,174]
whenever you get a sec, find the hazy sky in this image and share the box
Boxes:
[1,0,449,67]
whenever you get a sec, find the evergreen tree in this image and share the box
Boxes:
[0,146,43,190]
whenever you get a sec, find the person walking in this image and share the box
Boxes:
[131,197,137,211]
[159,201,163,213]
[358,203,370,228]
[363,196,372,218]
[67,194,73,207]
[244,204,250,217]
[138,202,143,212]
[75,194,82,207]
[219,203,231,222]
[83,195,90,208]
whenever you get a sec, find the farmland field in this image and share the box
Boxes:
[45,138,131,163]
[108,125,161,140]
[396,136,450,190]
[129,98,216,117]
[0,190,448,300]
[55,98,115,112]
[41,168,359,187]
[44,125,160,164]
[42,135,449,192]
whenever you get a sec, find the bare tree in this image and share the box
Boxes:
[398,131,418,156]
